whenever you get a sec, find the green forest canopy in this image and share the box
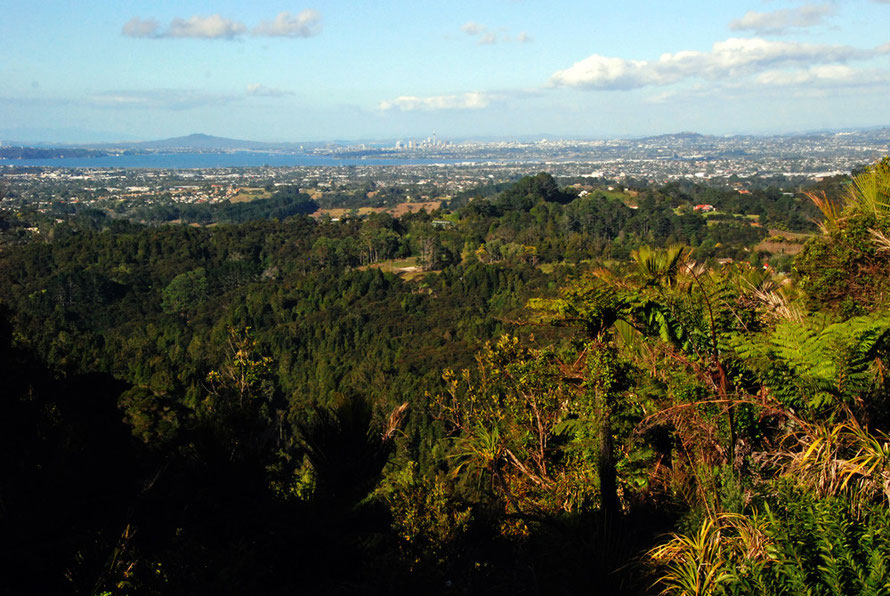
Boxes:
[1,165,889,594]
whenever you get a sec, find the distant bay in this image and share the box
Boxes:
[0,152,482,169]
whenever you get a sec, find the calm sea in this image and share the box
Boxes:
[0,152,479,169]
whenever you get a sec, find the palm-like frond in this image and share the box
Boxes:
[297,394,394,507]
[528,278,625,339]
[450,423,504,480]
[804,189,849,234]
[849,161,890,219]
[631,244,689,288]
[808,160,890,234]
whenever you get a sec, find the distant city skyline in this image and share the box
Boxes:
[3,1,890,143]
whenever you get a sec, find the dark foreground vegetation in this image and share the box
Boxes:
[1,164,889,594]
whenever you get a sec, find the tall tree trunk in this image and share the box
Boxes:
[598,400,619,519]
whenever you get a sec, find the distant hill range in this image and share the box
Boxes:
[0,133,308,159]
[0,146,108,160]
[638,131,708,143]
[94,133,301,152]
[2,128,889,161]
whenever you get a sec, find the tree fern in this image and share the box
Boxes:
[728,313,890,416]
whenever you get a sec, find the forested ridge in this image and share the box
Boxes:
[1,164,889,594]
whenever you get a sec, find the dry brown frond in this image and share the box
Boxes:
[744,283,804,323]
[870,228,890,252]
[722,512,773,562]
[648,515,739,596]
[592,266,630,288]
[779,417,890,502]
[782,421,847,497]
[382,401,409,441]
[648,512,776,596]
[838,420,890,503]
[683,261,708,279]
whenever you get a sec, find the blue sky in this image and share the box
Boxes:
[2,0,890,142]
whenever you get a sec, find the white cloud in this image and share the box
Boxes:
[639,62,890,106]
[121,14,245,39]
[549,37,878,90]
[122,12,322,40]
[461,21,485,35]
[755,65,854,86]
[121,17,160,38]
[89,90,237,110]
[253,10,322,38]
[166,14,246,39]
[379,92,493,111]
[644,90,680,105]
[729,4,833,35]
[460,21,530,45]
[754,65,890,88]
[246,84,293,97]
[550,55,657,90]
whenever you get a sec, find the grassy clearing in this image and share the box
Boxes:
[767,229,812,241]
[314,207,383,218]
[755,240,805,255]
[705,216,761,227]
[755,230,812,255]
[389,201,442,216]
[360,256,428,281]
[231,188,272,203]
[313,201,443,220]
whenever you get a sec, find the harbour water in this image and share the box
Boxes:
[0,152,477,169]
